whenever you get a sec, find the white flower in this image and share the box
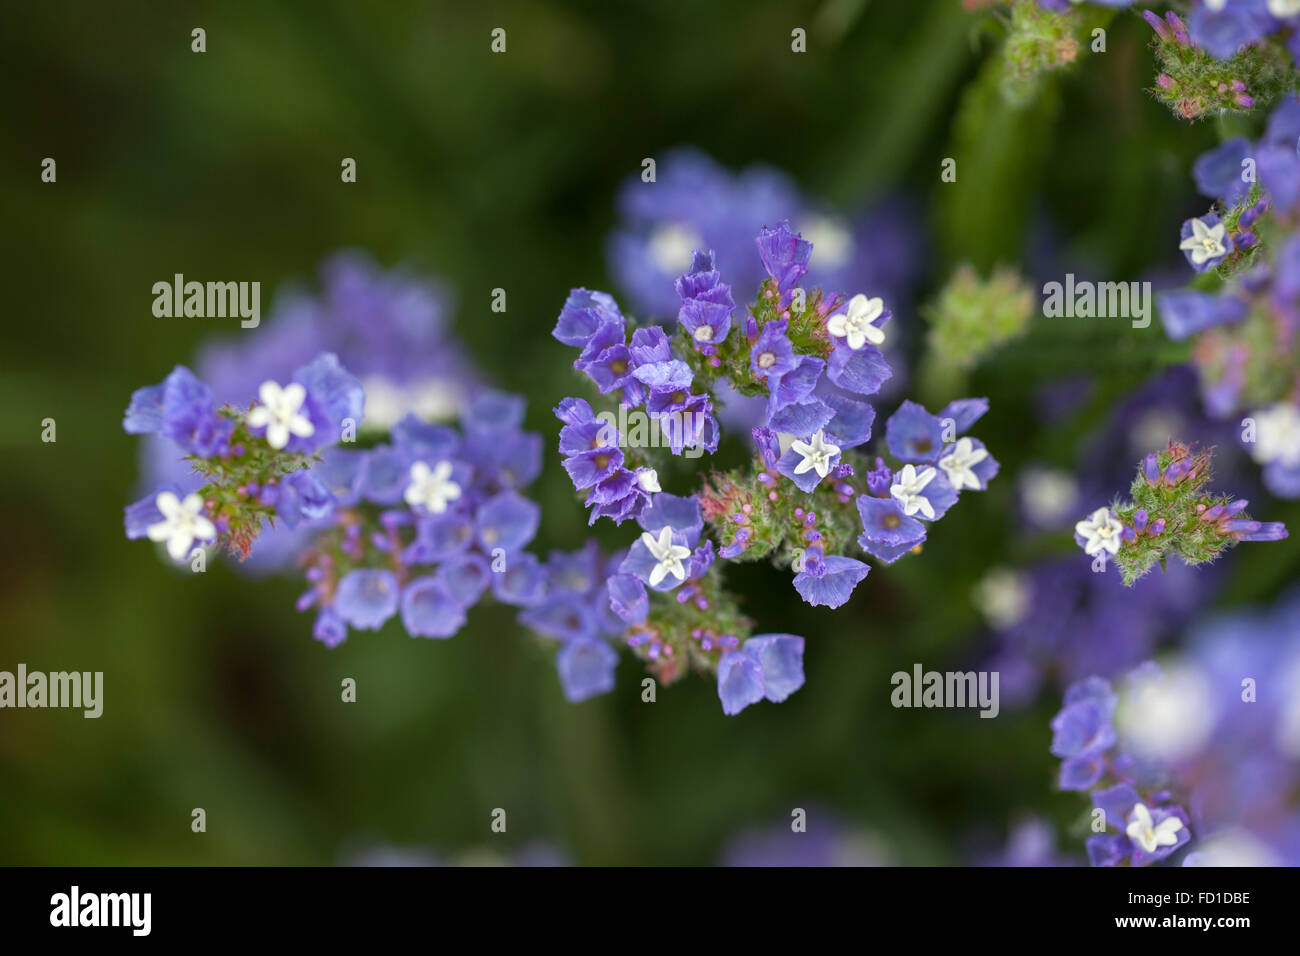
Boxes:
[147,491,216,561]
[1178,217,1227,266]
[1118,664,1215,763]
[1249,402,1300,468]
[693,325,714,342]
[890,464,938,520]
[971,567,1030,631]
[1125,803,1184,854]
[247,380,315,450]
[801,214,853,271]
[826,293,886,350]
[1074,507,1123,556]
[1268,0,1300,19]
[938,437,989,492]
[640,526,691,587]
[636,467,661,494]
[1019,467,1078,527]
[648,222,703,275]
[404,460,461,514]
[790,429,841,478]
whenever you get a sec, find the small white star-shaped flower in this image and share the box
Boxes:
[790,429,841,478]
[1178,217,1227,266]
[147,491,216,561]
[404,460,462,514]
[648,222,703,274]
[938,437,989,492]
[890,464,938,519]
[1075,506,1123,556]
[1268,0,1300,18]
[636,467,661,493]
[640,525,691,587]
[826,293,886,350]
[247,381,315,450]
[1250,402,1300,468]
[1125,803,1184,854]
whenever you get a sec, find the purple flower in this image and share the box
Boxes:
[1187,0,1274,60]
[1256,143,1300,213]
[334,569,401,630]
[743,634,805,702]
[520,592,597,642]
[400,576,467,638]
[289,352,366,453]
[126,366,234,457]
[792,554,870,609]
[562,445,625,490]
[755,220,812,292]
[433,552,493,607]
[676,249,735,347]
[717,650,766,715]
[313,608,348,648]
[825,341,892,397]
[275,472,335,529]
[475,491,540,552]
[491,552,548,607]
[556,638,618,702]
[1192,137,1253,204]
[1050,676,1118,761]
[553,288,624,348]
[822,393,876,450]
[884,400,946,463]
[856,495,927,564]
[1156,290,1247,340]
[717,634,807,714]
[766,355,824,416]
[608,574,649,625]
[749,319,797,380]
[316,449,370,507]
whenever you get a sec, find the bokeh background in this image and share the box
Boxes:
[3,0,1298,865]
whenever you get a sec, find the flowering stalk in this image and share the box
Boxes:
[1074,441,1287,585]
[123,354,363,561]
[1050,671,1193,867]
[552,222,999,713]
[1141,8,1298,121]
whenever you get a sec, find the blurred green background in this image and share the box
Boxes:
[3,0,1297,865]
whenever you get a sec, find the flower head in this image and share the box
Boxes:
[247,380,315,450]
[146,491,216,561]
[826,293,886,350]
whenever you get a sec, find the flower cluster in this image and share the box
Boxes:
[1050,671,1193,866]
[1073,440,1286,584]
[979,368,1237,707]
[124,353,364,561]
[294,390,545,648]
[607,149,922,323]
[552,222,997,713]
[1152,91,1300,495]
[1140,6,1300,120]
[121,257,653,708]
[1054,585,1300,867]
